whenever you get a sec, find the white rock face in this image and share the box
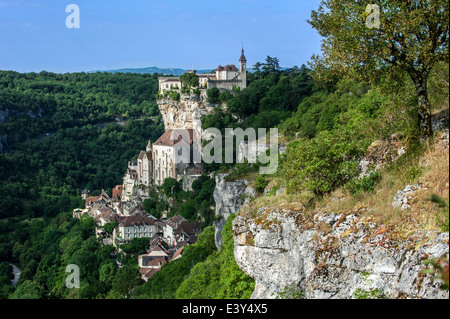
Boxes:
[213,174,253,249]
[233,208,449,299]
[157,95,215,131]
[392,184,421,210]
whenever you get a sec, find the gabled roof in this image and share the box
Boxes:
[167,215,188,229]
[112,185,122,199]
[119,212,157,227]
[153,129,195,147]
[140,268,159,280]
[138,150,152,160]
[140,255,168,268]
[217,64,239,72]
[170,246,185,262]
[85,196,99,206]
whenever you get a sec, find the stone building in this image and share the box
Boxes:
[152,129,201,186]
[137,140,153,186]
[121,50,247,198]
[157,48,247,94]
[117,212,158,241]
[163,215,203,246]
[208,48,247,91]
[122,160,138,202]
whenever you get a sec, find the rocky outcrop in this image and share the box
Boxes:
[233,208,449,299]
[157,95,215,131]
[358,137,405,179]
[213,174,255,249]
[392,184,422,210]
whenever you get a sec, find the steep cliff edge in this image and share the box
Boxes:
[157,95,215,131]
[233,207,449,299]
[213,174,255,249]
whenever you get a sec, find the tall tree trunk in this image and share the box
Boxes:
[413,74,433,138]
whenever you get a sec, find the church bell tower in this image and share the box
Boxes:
[239,47,247,89]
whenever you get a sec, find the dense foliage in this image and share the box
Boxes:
[0,71,164,298]
[308,0,449,137]
[1,10,447,297]
[0,71,160,145]
[132,226,217,299]
[202,59,314,133]
[175,214,255,299]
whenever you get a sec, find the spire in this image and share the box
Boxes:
[239,47,247,62]
[146,139,152,152]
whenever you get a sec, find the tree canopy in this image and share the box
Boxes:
[179,72,200,88]
[308,0,449,137]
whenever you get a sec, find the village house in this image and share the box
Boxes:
[117,212,158,242]
[137,141,153,186]
[152,128,203,186]
[163,215,203,246]
[137,233,189,281]
[73,189,113,219]
[72,208,88,219]
[95,206,117,227]
[122,160,139,202]
[112,185,122,203]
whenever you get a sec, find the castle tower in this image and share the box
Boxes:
[239,47,247,89]
[146,140,152,152]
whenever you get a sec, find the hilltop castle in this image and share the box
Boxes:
[121,48,248,201]
[158,48,247,94]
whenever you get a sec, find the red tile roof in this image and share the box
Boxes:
[154,129,195,147]
[119,213,157,227]
[112,185,122,199]
[217,64,238,72]
[138,150,152,160]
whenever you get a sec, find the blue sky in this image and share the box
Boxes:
[0,0,323,73]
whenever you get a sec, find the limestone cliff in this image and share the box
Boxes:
[157,94,215,131]
[232,207,449,299]
[213,174,255,249]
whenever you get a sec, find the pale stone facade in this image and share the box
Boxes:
[152,129,199,186]
[118,213,158,241]
[122,160,138,202]
[137,141,153,186]
[158,48,247,94]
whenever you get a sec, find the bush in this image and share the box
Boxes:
[346,170,382,196]
[162,178,181,197]
[281,129,367,195]
[207,87,220,104]
[254,175,269,194]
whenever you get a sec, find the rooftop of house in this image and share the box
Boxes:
[167,214,188,229]
[140,255,168,268]
[112,185,122,200]
[170,246,185,262]
[217,64,239,72]
[153,129,195,147]
[138,150,152,161]
[119,212,157,227]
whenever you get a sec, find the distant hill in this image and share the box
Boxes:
[89,66,214,76]
[89,66,260,76]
